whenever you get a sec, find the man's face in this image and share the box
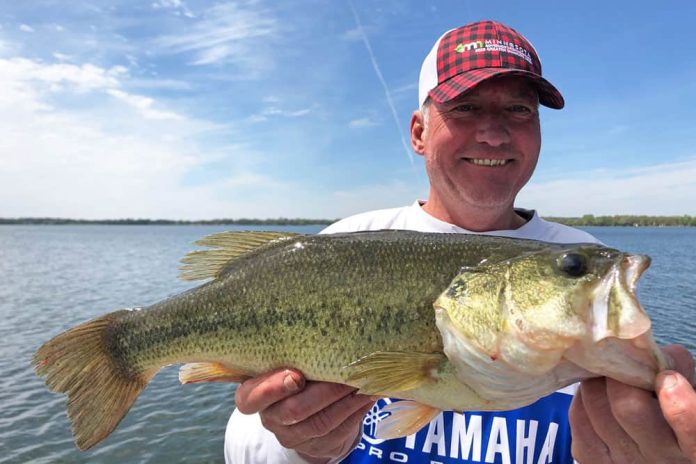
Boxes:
[413,75,542,213]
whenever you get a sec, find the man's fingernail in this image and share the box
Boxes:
[659,372,678,391]
[283,373,300,392]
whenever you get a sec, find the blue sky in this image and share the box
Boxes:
[2,0,695,219]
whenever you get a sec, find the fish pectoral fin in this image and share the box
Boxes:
[179,362,251,384]
[344,351,446,395]
[375,401,441,439]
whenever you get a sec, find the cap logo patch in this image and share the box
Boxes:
[454,39,533,65]
[455,41,483,53]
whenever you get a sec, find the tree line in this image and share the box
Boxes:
[544,214,696,227]
[1,215,695,227]
[0,217,336,226]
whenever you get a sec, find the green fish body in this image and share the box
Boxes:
[33,230,667,450]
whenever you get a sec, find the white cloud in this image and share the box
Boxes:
[0,54,343,220]
[0,53,418,221]
[152,0,195,18]
[519,159,696,216]
[154,2,277,70]
[349,117,379,128]
[248,105,312,123]
[53,52,72,62]
[107,89,184,120]
[0,58,126,93]
[343,25,377,42]
[19,24,34,33]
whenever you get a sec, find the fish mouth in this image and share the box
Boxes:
[590,253,652,342]
[622,254,651,292]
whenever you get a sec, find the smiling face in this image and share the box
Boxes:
[411,75,542,230]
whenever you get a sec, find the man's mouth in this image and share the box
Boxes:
[464,158,510,167]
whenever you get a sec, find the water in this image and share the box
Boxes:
[0,225,694,463]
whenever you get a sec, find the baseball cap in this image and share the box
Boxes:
[418,20,564,109]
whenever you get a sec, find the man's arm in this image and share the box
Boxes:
[569,344,696,463]
[226,369,374,464]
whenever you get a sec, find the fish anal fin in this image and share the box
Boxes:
[179,362,250,384]
[344,351,445,395]
[375,401,441,440]
[179,231,300,281]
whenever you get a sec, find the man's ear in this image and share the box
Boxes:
[410,111,426,155]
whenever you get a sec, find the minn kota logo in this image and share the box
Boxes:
[455,41,484,53]
[361,398,394,445]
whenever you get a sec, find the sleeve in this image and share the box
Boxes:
[224,409,309,464]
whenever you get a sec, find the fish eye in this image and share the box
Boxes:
[557,252,588,278]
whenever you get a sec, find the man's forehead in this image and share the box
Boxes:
[455,77,538,100]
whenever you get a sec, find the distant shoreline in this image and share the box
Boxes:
[1,215,695,227]
[0,218,336,226]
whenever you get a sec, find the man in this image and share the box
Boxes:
[225,21,696,463]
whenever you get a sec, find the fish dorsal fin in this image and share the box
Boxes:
[179,231,299,281]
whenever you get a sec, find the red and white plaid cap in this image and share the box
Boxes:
[419,20,564,109]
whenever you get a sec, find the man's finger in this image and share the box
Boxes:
[662,345,695,383]
[657,370,696,460]
[605,377,679,459]
[568,389,611,463]
[234,369,305,414]
[296,401,375,459]
[265,381,359,427]
[278,392,374,448]
[579,378,639,461]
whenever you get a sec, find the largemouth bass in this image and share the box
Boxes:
[33,230,669,451]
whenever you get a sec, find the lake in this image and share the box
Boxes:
[1,225,694,463]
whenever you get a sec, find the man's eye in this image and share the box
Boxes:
[453,103,476,112]
[510,105,532,113]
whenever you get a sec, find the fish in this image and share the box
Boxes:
[32,230,669,451]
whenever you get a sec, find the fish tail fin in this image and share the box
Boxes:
[32,310,155,450]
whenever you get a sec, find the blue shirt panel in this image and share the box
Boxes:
[342,392,574,464]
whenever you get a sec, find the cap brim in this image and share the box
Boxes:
[428,68,565,109]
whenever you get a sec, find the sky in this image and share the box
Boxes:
[1,0,695,220]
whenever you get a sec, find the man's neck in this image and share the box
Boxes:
[421,197,527,232]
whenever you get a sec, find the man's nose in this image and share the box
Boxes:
[474,111,510,147]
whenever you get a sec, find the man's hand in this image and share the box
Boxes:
[569,344,696,463]
[234,369,375,464]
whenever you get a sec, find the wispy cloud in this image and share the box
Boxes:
[520,158,696,216]
[152,0,195,18]
[52,52,73,62]
[0,56,217,219]
[342,25,377,42]
[349,116,380,128]
[19,24,34,33]
[107,89,184,120]
[0,58,126,93]
[248,105,313,123]
[154,1,277,70]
